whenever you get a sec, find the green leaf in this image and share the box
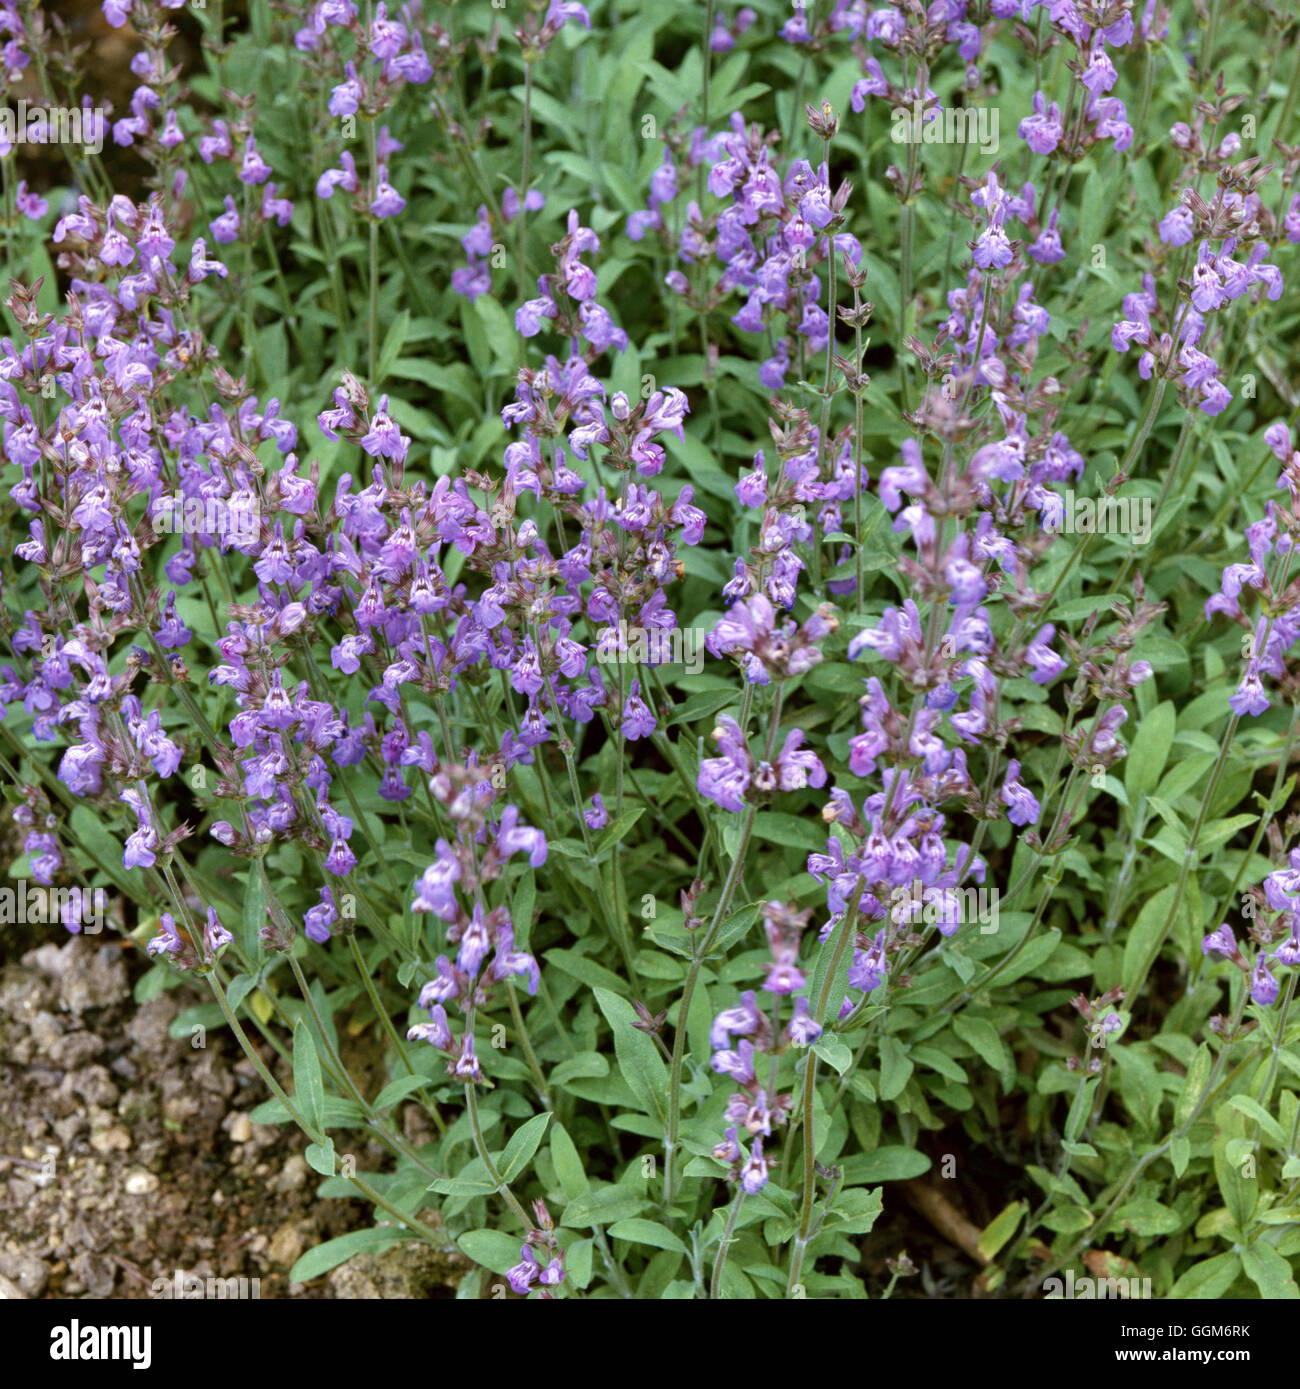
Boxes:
[499,1112,552,1183]
[752,811,828,851]
[1113,1197,1181,1236]
[547,948,631,997]
[812,1036,854,1075]
[823,1186,883,1235]
[293,1016,326,1134]
[952,1016,1007,1072]
[608,1218,687,1254]
[1228,1094,1288,1147]
[551,1123,590,1204]
[304,1139,336,1176]
[1065,1077,1097,1144]
[473,295,517,374]
[512,870,536,951]
[459,299,491,379]
[376,308,410,384]
[807,915,855,1026]
[560,1184,649,1228]
[1126,700,1175,801]
[1175,1045,1211,1127]
[1111,1044,1163,1128]
[840,1147,930,1182]
[374,1074,429,1110]
[565,1237,594,1290]
[1169,1135,1191,1178]
[595,807,645,856]
[1214,1103,1257,1232]
[248,1095,365,1129]
[459,1229,528,1277]
[878,1035,913,1101]
[977,1202,1025,1261]
[1121,883,1179,996]
[1241,1242,1300,1298]
[240,867,267,967]
[550,1052,610,1086]
[1168,1252,1241,1299]
[427,1172,496,1198]
[227,974,258,1013]
[706,902,763,956]
[1155,755,1216,806]
[594,988,669,1125]
[289,1227,406,1283]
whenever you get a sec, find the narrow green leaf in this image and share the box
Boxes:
[551,1122,590,1204]
[499,1112,553,1183]
[1168,1252,1241,1299]
[607,1218,687,1254]
[1121,883,1179,996]
[293,1016,326,1134]
[977,1202,1025,1261]
[289,1228,406,1283]
[1241,1242,1300,1298]
[594,988,669,1126]
[1126,700,1175,801]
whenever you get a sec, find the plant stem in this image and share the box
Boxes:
[465,1079,533,1229]
[709,1188,746,1299]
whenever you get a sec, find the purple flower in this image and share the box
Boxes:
[210,195,241,245]
[1019,91,1063,155]
[304,886,338,944]
[507,1247,539,1294]
[370,167,406,219]
[698,717,751,812]
[204,908,233,960]
[495,805,549,866]
[1274,931,1300,967]
[147,912,185,958]
[622,680,655,744]
[1000,760,1040,826]
[239,138,272,186]
[361,397,409,461]
[1201,923,1240,960]
[713,1126,743,1163]
[408,1003,453,1050]
[1028,210,1064,265]
[740,1137,768,1193]
[503,187,545,222]
[490,922,540,995]
[545,0,590,30]
[450,1033,482,1082]
[1025,625,1067,684]
[1229,667,1270,717]
[15,181,47,220]
[787,996,822,1046]
[1251,954,1280,1007]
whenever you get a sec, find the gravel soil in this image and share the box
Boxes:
[0,930,469,1300]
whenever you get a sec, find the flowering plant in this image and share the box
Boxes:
[3,0,1300,1301]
